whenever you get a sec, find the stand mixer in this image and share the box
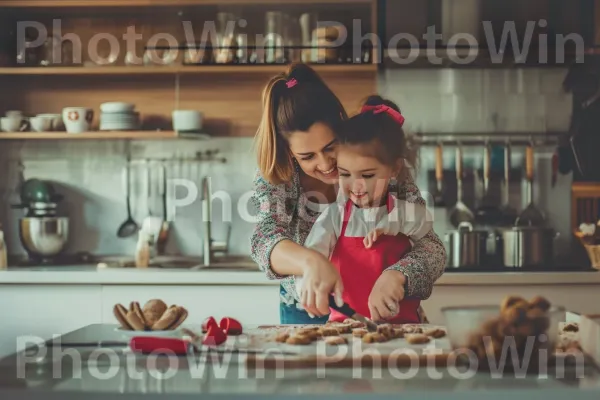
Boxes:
[12,179,69,263]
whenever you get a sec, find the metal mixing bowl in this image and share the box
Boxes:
[19,217,69,258]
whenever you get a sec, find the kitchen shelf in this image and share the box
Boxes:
[0,131,207,140]
[0,64,377,76]
[0,0,372,7]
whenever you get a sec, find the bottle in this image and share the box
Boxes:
[0,230,7,270]
[135,232,151,269]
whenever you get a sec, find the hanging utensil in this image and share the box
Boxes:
[475,142,503,227]
[156,164,170,254]
[515,143,545,227]
[433,143,445,207]
[551,150,559,188]
[449,145,474,228]
[146,161,153,217]
[117,164,139,238]
[500,141,517,225]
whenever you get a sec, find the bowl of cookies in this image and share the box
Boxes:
[113,299,188,336]
[442,296,565,369]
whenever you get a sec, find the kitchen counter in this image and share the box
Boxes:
[1,323,599,398]
[0,264,599,286]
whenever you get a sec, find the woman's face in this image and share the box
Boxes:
[287,122,338,184]
[337,144,400,208]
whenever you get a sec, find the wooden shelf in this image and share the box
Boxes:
[0,64,377,76]
[0,0,371,7]
[0,131,205,140]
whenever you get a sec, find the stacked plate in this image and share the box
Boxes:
[99,102,140,131]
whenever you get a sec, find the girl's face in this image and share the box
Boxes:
[337,144,400,208]
[287,122,339,184]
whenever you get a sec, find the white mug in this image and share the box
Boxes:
[1,115,29,132]
[62,107,93,134]
[5,110,23,118]
[172,110,203,132]
[37,113,64,131]
[30,116,53,132]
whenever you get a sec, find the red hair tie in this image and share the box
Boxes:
[361,104,405,127]
[286,78,298,88]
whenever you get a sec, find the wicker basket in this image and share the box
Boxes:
[575,231,600,269]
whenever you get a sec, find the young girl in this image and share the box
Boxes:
[297,95,434,324]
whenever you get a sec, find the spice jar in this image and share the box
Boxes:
[135,232,154,268]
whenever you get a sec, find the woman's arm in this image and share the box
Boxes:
[249,171,309,278]
[249,170,344,315]
[385,175,447,299]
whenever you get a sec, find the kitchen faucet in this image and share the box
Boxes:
[201,176,230,266]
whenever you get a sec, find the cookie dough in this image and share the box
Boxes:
[362,333,387,343]
[405,333,431,345]
[352,328,369,338]
[329,323,352,334]
[424,328,446,338]
[286,334,312,345]
[319,327,340,336]
[344,319,366,329]
[324,336,347,345]
[274,333,290,343]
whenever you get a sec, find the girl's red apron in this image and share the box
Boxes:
[328,195,420,324]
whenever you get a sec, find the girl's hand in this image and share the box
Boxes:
[368,270,406,322]
[300,252,344,318]
[363,228,385,248]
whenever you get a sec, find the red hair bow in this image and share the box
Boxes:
[361,104,405,127]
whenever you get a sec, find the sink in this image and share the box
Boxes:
[191,255,260,271]
[95,255,259,271]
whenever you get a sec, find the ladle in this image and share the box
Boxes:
[117,164,139,238]
[449,145,474,227]
[515,143,545,226]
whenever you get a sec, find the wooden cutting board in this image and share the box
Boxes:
[243,324,453,369]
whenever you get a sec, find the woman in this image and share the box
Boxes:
[249,63,446,324]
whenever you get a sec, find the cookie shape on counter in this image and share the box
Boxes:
[113,300,188,331]
[405,333,431,345]
[424,328,446,338]
[286,334,313,345]
[324,336,347,345]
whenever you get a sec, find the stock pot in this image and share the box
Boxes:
[445,222,489,268]
[498,226,558,268]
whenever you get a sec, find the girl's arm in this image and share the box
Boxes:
[385,176,447,299]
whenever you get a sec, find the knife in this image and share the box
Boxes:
[328,295,378,332]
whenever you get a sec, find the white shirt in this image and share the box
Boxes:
[296,194,433,297]
[304,193,433,259]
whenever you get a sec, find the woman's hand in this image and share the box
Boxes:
[299,252,344,318]
[368,270,406,322]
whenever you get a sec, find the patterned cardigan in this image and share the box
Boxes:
[249,165,447,306]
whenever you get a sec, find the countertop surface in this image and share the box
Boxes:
[0,264,599,285]
[1,323,599,398]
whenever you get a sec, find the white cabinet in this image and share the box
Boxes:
[101,285,280,327]
[0,285,102,358]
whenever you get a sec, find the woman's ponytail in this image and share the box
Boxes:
[255,75,293,185]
